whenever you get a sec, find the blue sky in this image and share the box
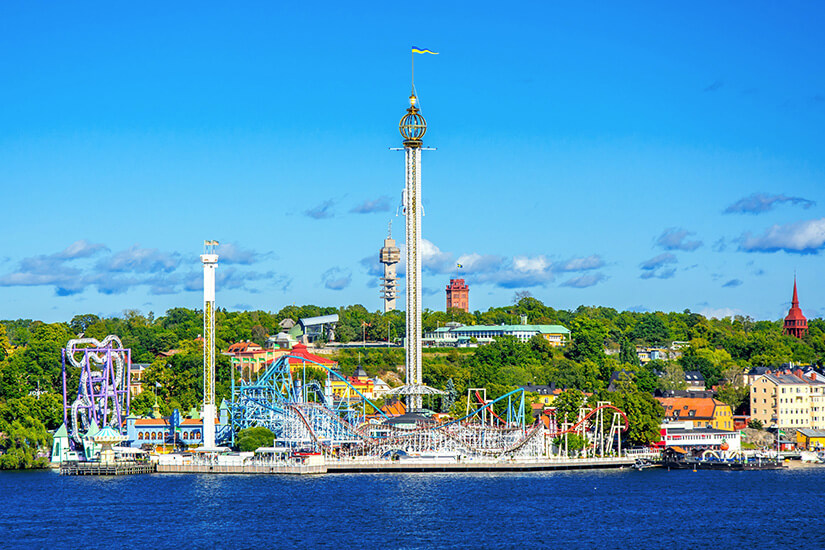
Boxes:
[1,2,824,323]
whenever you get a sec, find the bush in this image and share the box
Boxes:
[235,426,275,452]
[747,419,764,430]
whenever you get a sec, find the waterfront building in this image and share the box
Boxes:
[50,423,71,464]
[445,278,469,312]
[659,422,741,451]
[796,428,825,450]
[423,322,570,347]
[750,371,825,429]
[656,397,734,430]
[783,278,808,339]
[124,402,230,450]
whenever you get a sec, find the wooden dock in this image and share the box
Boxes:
[60,461,156,476]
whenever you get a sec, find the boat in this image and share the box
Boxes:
[661,447,785,471]
[800,451,824,464]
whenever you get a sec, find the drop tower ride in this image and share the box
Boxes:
[201,240,218,448]
[388,54,445,411]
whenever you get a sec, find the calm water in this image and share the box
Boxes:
[1,466,824,549]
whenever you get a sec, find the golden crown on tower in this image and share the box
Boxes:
[399,94,427,147]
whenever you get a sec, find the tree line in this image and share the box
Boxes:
[1,296,822,467]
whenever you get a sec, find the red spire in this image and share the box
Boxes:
[784,276,808,339]
[792,277,799,307]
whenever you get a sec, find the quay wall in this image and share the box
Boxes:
[156,463,326,475]
[327,456,639,473]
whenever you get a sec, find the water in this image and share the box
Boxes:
[2,467,824,548]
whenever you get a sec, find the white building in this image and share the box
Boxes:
[660,422,741,451]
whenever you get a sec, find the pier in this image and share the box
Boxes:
[60,461,156,476]
[151,455,646,475]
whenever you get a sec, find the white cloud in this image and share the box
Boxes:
[739,218,825,254]
[656,228,702,251]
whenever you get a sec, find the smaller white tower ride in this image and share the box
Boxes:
[201,240,218,449]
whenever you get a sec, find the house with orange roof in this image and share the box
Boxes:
[226,340,289,379]
[656,396,734,431]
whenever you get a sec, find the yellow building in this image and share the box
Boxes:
[750,372,825,430]
[796,429,825,450]
[656,397,734,431]
[329,366,375,402]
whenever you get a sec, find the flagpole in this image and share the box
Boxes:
[411,48,415,94]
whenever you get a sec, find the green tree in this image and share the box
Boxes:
[553,389,587,425]
[659,362,687,391]
[568,318,607,366]
[618,337,640,367]
[236,426,275,452]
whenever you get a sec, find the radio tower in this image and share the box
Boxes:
[386,60,445,411]
[379,221,400,312]
[201,240,218,449]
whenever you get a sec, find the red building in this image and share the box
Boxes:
[783,278,808,339]
[446,278,469,312]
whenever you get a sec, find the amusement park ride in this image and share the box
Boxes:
[62,335,131,446]
[57,56,631,465]
[228,349,629,460]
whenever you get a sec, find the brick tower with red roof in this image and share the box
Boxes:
[783,277,808,339]
[446,278,469,312]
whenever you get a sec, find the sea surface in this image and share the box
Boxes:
[1,466,824,549]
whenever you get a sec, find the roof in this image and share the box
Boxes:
[657,397,727,420]
[228,341,263,353]
[286,343,336,366]
[684,371,705,382]
[797,428,825,438]
[381,399,406,417]
[181,418,205,426]
[299,314,339,327]
[53,423,68,438]
[385,412,436,426]
[135,418,170,426]
[520,384,559,395]
[762,372,811,385]
[663,427,739,437]
[448,324,570,335]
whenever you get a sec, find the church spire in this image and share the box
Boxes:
[792,276,799,307]
[783,275,808,339]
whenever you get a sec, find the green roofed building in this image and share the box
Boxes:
[423,322,570,347]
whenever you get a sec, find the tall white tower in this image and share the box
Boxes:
[201,240,218,449]
[400,94,425,410]
[379,221,400,312]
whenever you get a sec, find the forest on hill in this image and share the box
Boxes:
[1,296,822,467]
